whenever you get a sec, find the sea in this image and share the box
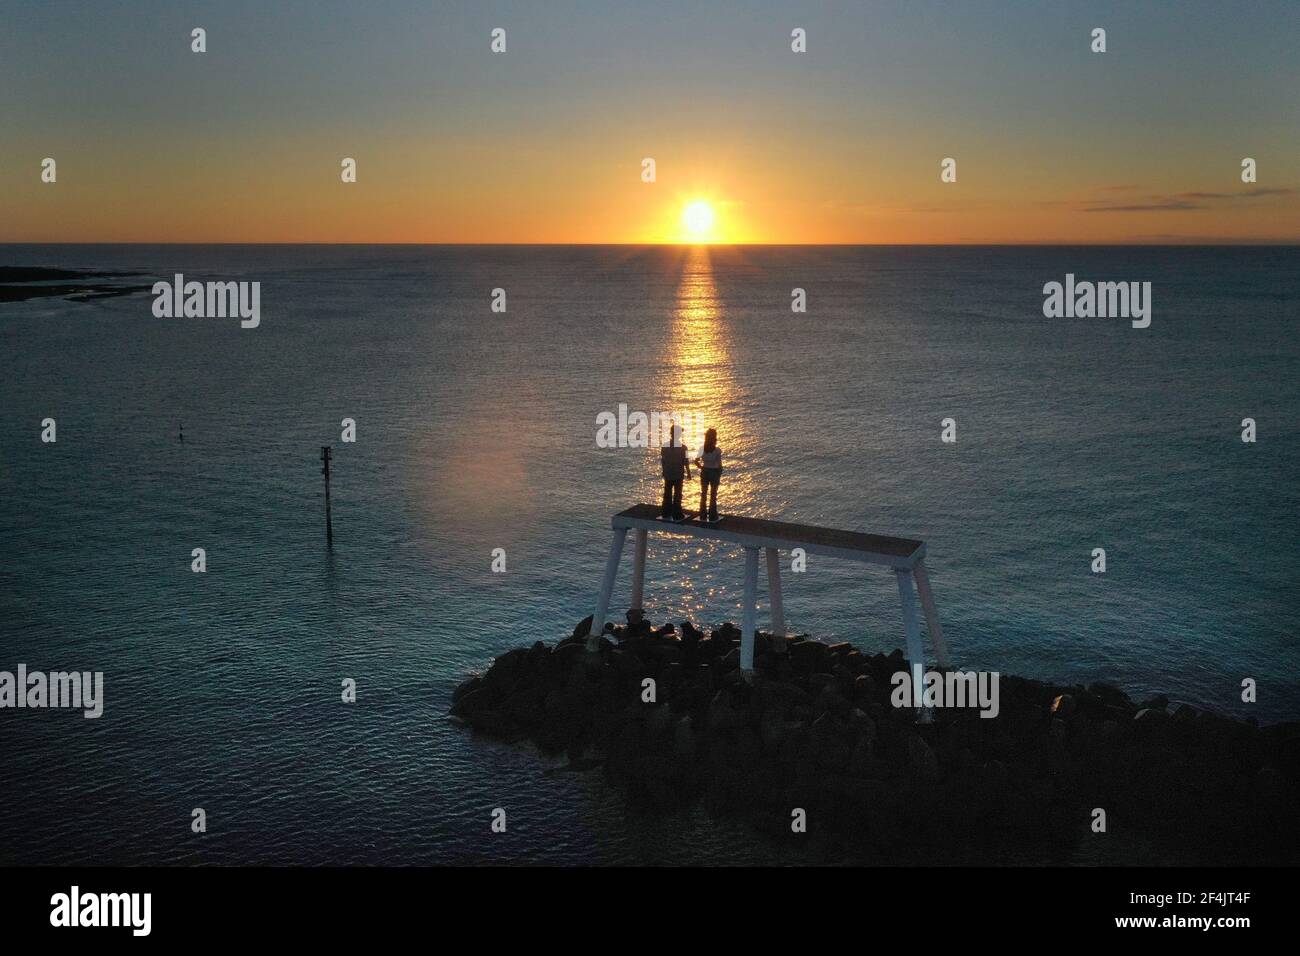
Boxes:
[1,243,1296,864]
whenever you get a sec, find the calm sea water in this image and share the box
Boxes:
[1,244,1296,865]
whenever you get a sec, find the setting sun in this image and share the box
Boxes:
[682,200,716,241]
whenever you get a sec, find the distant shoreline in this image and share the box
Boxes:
[0,266,151,303]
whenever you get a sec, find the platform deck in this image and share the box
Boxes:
[613,503,925,569]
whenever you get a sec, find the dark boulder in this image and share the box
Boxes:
[451,675,483,707]
[1050,693,1076,718]
[789,639,829,668]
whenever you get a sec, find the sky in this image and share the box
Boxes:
[2,0,1298,243]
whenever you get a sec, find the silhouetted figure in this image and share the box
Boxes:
[179,422,184,443]
[660,424,691,521]
[695,427,722,522]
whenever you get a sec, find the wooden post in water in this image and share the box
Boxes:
[320,445,334,546]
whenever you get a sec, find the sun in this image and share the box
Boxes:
[682,200,716,240]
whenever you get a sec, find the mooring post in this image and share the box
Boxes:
[912,559,948,668]
[630,528,647,611]
[895,568,929,719]
[765,546,785,637]
[740,546,759,670]
[588,528,627,651]
[320,445,333,546]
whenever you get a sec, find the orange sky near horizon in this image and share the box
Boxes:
[3,2,1298,245]
[8,134,1299,245]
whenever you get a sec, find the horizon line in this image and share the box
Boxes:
[4,240,1300,247]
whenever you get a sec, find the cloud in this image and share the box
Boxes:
[1083,187,1296,213]
[1178,188,1294,199]
[1087,201,1203,212]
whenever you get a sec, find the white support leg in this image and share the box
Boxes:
[587,528,627,651]
[630,528,647,611]
[895,568,929,719]
[765,547,785,636]
[912,558,949,668]
[740,546,759,671]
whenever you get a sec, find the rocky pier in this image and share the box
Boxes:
[451,614,1299,864]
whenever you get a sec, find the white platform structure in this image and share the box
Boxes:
[587,504,949,676]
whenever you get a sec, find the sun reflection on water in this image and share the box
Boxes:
[639,246,762,621]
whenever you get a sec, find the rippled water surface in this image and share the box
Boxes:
[1,244,1296,864]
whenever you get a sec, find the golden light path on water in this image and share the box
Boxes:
[639,245,760,621]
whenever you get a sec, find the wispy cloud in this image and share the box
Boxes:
[1087,200,1202,212]
[1083,187,1296,212]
